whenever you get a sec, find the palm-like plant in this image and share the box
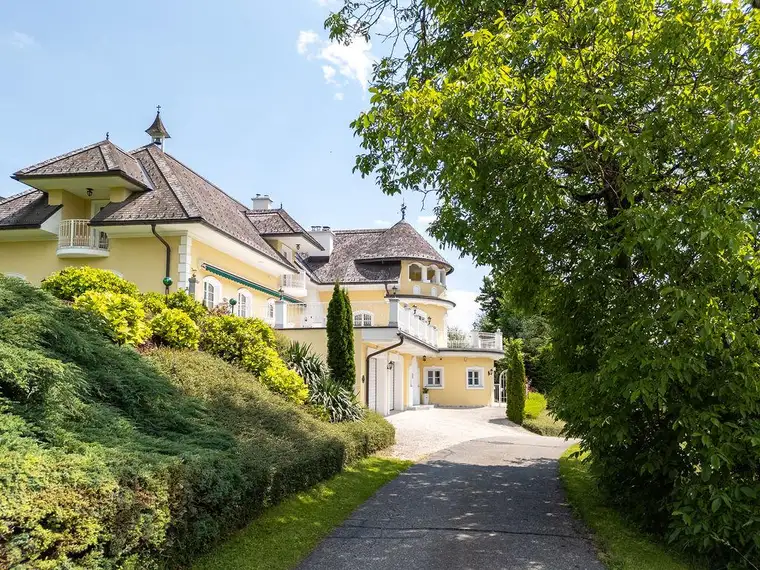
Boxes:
[283,341,329,386]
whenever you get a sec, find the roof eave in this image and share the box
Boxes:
[259,231,325,251]
[13,170,152,191]
[355,256,453,273]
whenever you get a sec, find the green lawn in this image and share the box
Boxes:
[523,409,566,436]
[559,446,704,570]
[193,456,412,570]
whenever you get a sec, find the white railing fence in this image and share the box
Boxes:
[57,219,109,251]
[280,271,306,290]
[398,304,438,347]
[446,331,503,350]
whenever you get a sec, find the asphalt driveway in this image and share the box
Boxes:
[299,408,604,570]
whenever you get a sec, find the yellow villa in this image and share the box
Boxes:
[0,111,504,415]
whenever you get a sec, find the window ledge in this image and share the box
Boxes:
[424,385,445,389]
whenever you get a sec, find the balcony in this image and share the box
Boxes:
[57,219,109,258]
[445,331,503,351]
[280,271,307,297]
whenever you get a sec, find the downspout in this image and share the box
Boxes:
[151,224,172,294]
[364,333,405,407]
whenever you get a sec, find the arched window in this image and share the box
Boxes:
[202,276,222,308]
[408,263,422,281]
[431,286,438,297]
[237,289,252,317]
[353,310,374,327]
[4,272,26,280]
[413,285,421,295]
[427,267,437,282]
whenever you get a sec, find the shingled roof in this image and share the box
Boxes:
[247,208,324,250]
[88,144,294,270]
[13,140,153,190]
[302,223,450,284]
[355,220,451,269]
[0,189,60,229]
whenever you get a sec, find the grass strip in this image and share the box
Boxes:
[559,445,705,570]
[194,456,412,570]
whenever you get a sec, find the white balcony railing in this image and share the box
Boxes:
[57,219,109,254]
[250,298,503,352]
[280,271,306,291]
[446,331,503,350]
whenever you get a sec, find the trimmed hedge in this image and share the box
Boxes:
[524,392,547,420]
[0,276,394,569]
[150,308,200,350]
[73,290,150,346]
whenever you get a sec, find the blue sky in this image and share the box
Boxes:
[0,0,488,328]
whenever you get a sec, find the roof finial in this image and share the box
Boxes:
[146,106,171,150]
[105,131,109,141]
[400,200,407,221]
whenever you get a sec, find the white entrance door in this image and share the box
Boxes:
[410,357,420,406]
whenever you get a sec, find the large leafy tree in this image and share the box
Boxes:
[327,0,760,564]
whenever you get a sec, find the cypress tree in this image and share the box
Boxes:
[341,289,356,390]
[506,339,526,424]
[327,283,355,389]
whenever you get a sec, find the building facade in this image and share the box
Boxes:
[0,112,504,415]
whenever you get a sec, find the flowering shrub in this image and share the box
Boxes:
[150,308,200,350]
[73,290,149,346]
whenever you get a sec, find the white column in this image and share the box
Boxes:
[470,330,480,349]
[178,235,192,291]
[274,300,286,329]
[388,297,399,327]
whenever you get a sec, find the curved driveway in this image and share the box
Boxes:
[299,408,605,570]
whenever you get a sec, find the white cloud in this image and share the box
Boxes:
[5,31,36,50]
[322,65,337,84]
[446,289,481,331]
[334,92,345,101]
[417,214,436,226]
[296,30,376,92]
[373,219,391,226]
[297,30,319,55]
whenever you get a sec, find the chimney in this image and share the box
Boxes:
[252,193,273,210]
[310,226,335,256]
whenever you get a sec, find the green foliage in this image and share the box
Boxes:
[523,410,566,438]
[0,276,394,569]
[309,377,365,423]
[524,392,547,420]
[165,289,207,323]
[327,283,355,390]
[200,315,308,404]
[41,266,139,301]
[73,290,150,346]
[150,308,200,350]
[140,291,168,317]
[282,341,329,386]
[330,0,760,565]
[506,340,526,425]
[194,457,411,570]
[559,446,705,570]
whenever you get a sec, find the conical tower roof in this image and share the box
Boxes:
[145,107,171,139]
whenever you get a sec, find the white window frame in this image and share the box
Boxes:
[237,288,252,318]
[353,310,374,327]
[413,285,421,295]
[466,367,485,390]
[423,366,444,389]
[431,286,438,297]
[202,276,222,308]
[265,298,276,324]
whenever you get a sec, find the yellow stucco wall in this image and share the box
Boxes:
[60,192,88,220]
[0,236,180,293]
[278,328,366,399]
[192,239,281,306]
[420,356,497,407]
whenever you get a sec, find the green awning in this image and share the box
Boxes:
[201,263,301,303]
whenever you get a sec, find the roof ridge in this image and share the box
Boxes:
[14,139,110,176]
[98,142,116,171]
[334,228,386,234]
[0,188,38,206]
[143,146,197,217]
